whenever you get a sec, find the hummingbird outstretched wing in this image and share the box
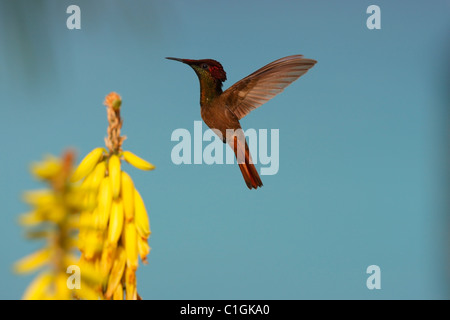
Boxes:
[221,55,316,120]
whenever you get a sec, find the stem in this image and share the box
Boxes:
[104,92,126,154]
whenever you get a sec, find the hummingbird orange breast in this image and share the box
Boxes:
[201,97,242,142]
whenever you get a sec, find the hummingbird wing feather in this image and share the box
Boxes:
[222,55,316,120]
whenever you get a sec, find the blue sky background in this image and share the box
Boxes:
[1,0,449,299]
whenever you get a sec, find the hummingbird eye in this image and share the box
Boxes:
[201,63,208,69]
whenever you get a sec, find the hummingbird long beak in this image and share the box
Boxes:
[166,57,190,64]
[166,57,201,68]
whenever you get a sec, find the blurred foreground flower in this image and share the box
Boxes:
[14,151,103,299]
[74,92,154,300]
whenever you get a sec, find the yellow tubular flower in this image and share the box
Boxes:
[123,151,155,171]
[81,226,103,260]
[134,189,151,239]
[54,273,71,300]
[14,248,51,274]
[124,221,138,271]
[18,211,44,227]
[113,283,124,300]
[100,244,116,277]
[121,171,135,222]
[74,256,105,288]
[70,147,105,182]
[22,190,55,207]
[76,284,103,300]
[31,156,62,180]
[108,154,121,199]
[89,161,107,191]
[137,236,151,264]
[105,246,126,299]
[22,272,53,300]
[125,266,137,300]
[107,199,124,245]
[97,176,112,230]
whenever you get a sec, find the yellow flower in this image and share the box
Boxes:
[108,154,121,199]
[123,151,155,171]
[71,148,106,183]
[75,92,153,299]
[15,151,104,300]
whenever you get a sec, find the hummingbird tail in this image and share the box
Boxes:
[238,162,263,190]
[232,136,263,190]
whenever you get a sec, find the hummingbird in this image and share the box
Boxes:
[166,55,317,189]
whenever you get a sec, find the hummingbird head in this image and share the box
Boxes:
[166,57,227,92]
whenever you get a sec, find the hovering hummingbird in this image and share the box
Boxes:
[166,55,317,189]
